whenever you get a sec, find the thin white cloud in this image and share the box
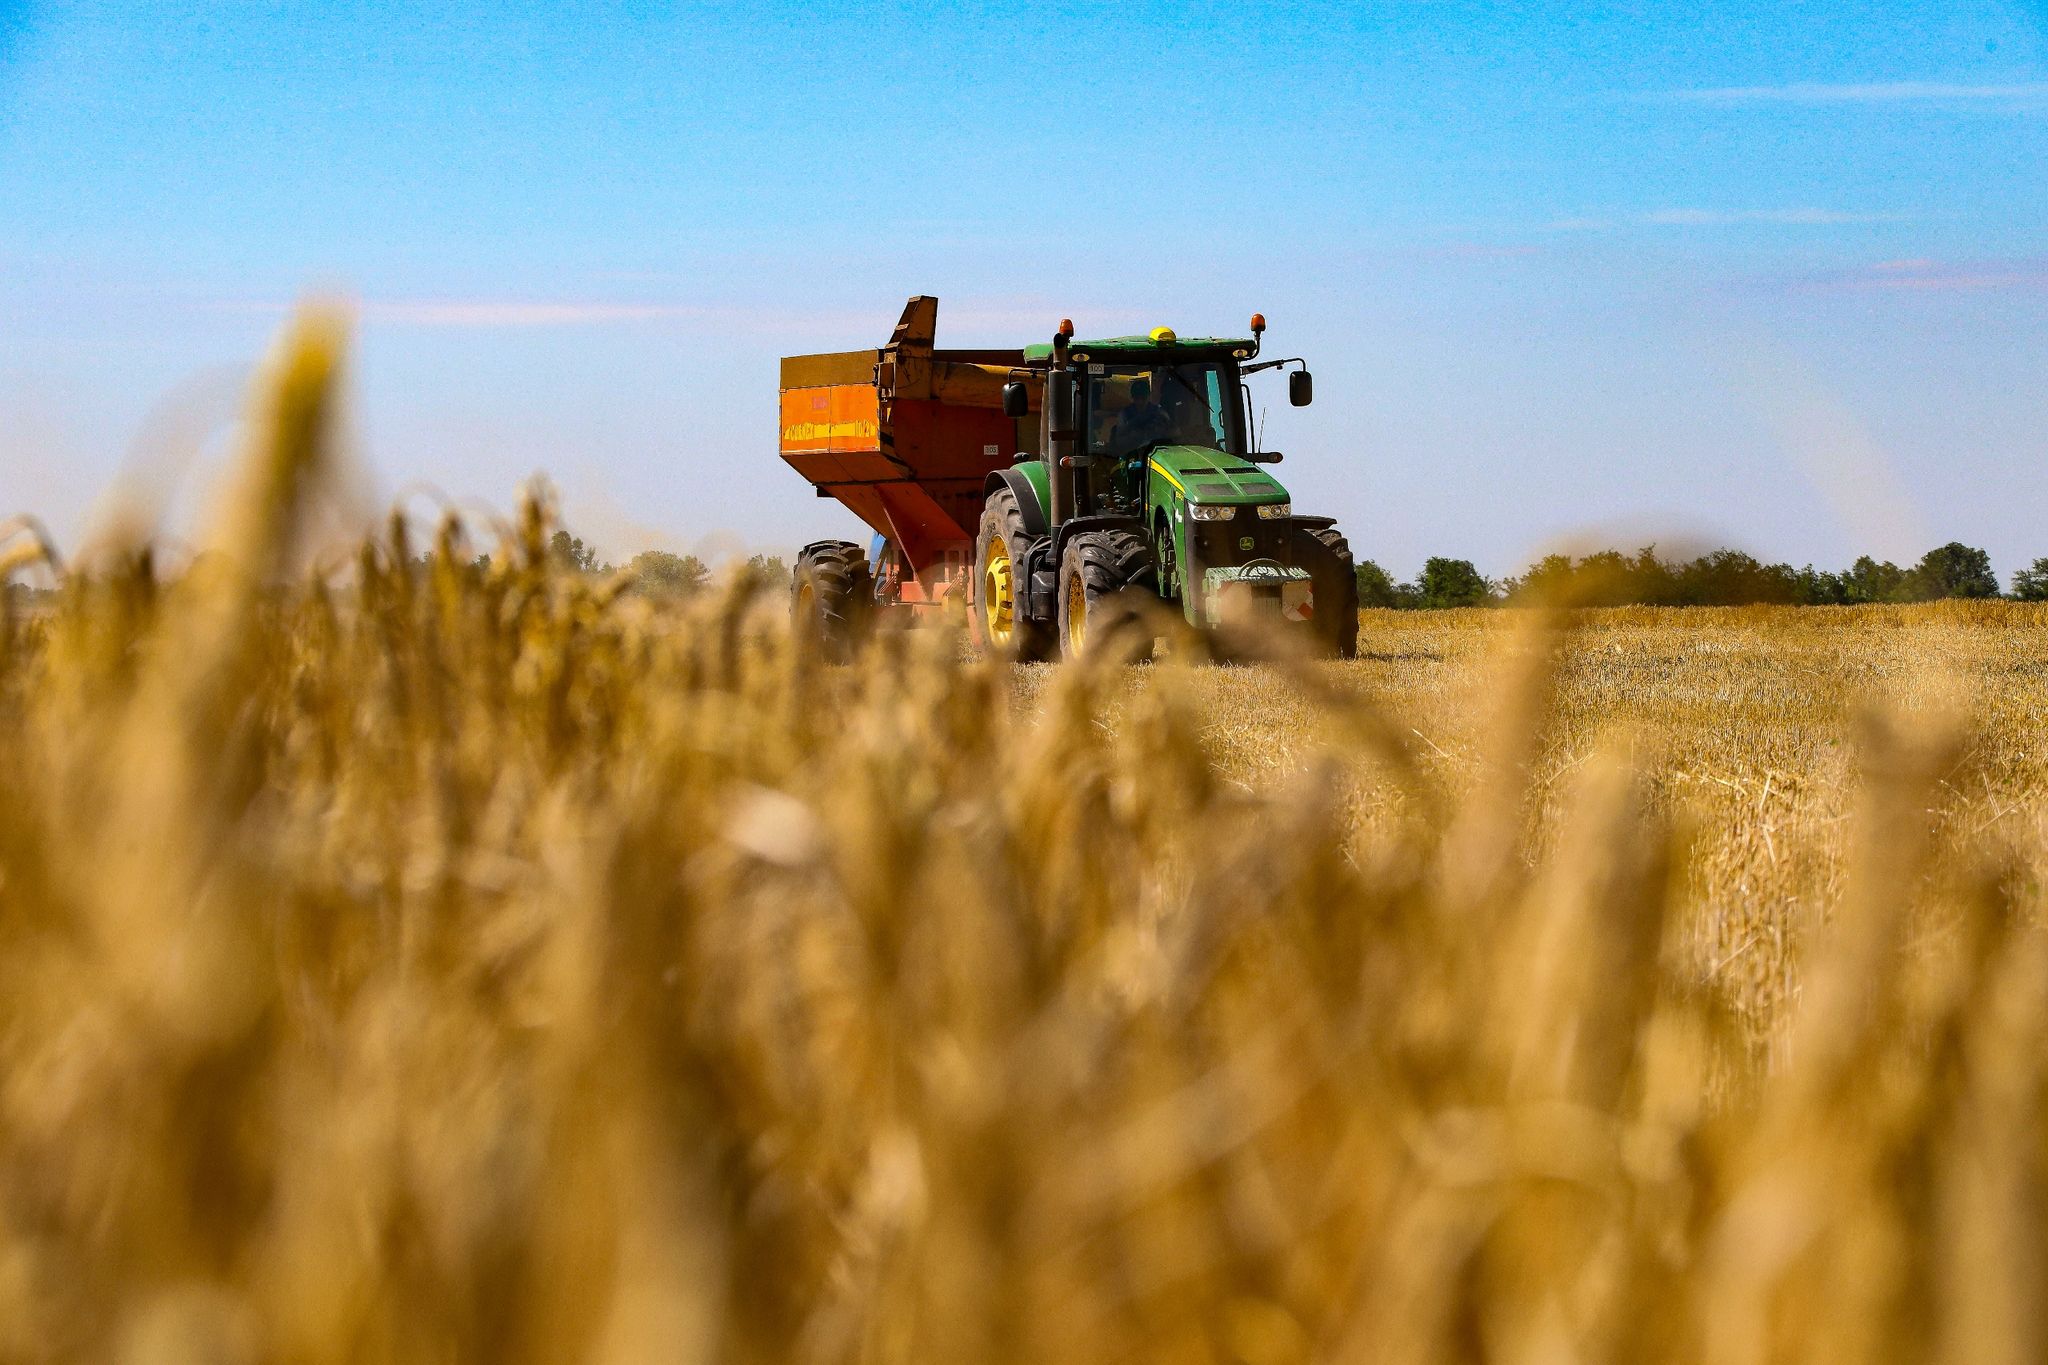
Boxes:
[1663,81,2048,104]
[1545,208,1900,231]
[202,294,1137,344]
[210,298,713,328]
[1642,207,1897,226]
[1418,242,1546,260]
[1786,257,2048,293]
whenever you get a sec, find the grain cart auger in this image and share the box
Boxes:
[780,296,1359,661]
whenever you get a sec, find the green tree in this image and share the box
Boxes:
[1673,549,1798,606]
[626,550,710,596]
[2012,558,2048,601]
[1505,553,1577,603]
[548,531,607,575]
[1792,565,1849,606]
[1354,559,1401,608]
[1842,556,1908,604]
[1904,542,1998,601]
[744,554,790,585]
[1416,557,1494,609]
[1573,549,1643,606]
[1502,546,1678,606]
[1626,546,1681,606]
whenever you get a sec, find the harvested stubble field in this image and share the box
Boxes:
[4,315,2048,1364]
[1121,604,2048,1049]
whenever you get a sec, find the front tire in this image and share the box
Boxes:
[1057,527,1156,663]
[791,541,874,662]
[973,488,1056,662]
[1295,524,1360,659]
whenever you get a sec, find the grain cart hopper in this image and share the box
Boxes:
[780,296,1037,654]
[783,296,1358,660]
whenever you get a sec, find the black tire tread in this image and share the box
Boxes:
[1302,525,1360,659]
[792,540,873,662]
[1059,527,1157,661]
[974,488,1055,662]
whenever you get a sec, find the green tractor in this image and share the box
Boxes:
[975,317,1358,661]
[777,298,1358,662]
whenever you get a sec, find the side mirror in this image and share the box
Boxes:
[1247,450,1284,464]
[1289,370,1313,407]
[1001,381,1029,419]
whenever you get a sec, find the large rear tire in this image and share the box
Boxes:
[1295,524,1360,659]
[973,488,1056,662]
[1057,527,1157,663]
[791,541,874,662]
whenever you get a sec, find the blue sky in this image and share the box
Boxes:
[3,0,2045,578]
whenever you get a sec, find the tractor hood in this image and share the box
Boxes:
[1145,446,1289,505]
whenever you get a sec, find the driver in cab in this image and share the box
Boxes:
[1109,375,1173,457]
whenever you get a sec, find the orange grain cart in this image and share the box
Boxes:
[780,296,1039,614]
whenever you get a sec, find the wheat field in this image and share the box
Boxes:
[1141,604,2048,1049]
[4,313,2047,1364]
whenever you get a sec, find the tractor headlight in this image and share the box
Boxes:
[1256,502,1292,520]
[1188,504,1235,521]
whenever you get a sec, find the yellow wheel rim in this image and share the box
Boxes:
[983,538,1015,646]
[1065,572,1088,654]
[795,579,816,615]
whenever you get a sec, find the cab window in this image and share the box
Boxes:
[1084,363,1241,458]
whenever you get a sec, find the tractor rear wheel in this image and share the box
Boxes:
[791,540,874,662]
[973,488,1055,662]
[1057,527,1157,663]
[1296,524,1360,659]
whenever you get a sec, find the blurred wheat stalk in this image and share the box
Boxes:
[1,311,2043,1365]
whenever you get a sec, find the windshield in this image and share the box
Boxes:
[1083,362,1244,459]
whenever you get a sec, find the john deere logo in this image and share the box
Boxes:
[1238,536,1254,551]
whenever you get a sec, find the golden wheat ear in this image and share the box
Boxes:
[185,304,349,587]
[0,514,66,583]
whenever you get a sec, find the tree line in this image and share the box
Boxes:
[544,533,787,595]
[11,532,2045,613]
[1357,543,2048,609]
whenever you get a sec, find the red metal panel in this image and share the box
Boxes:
[883,399,1017,554]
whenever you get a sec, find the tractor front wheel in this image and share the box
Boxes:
[1295,524,1360,659]
[973,488,1055,662]
[791,541,874,662]
[1057,528,1157,663]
